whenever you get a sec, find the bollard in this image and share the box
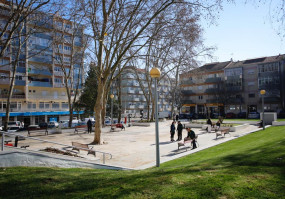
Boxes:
[103,154,105,164]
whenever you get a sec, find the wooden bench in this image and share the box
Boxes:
[71,142,96,156]
[216,128,230,139]
[178,135,198,150]
[28,128,48,136]
[74,127,88,134]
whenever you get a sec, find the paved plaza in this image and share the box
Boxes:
[1,120,261,170]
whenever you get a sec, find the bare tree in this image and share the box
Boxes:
[52,2,88,127]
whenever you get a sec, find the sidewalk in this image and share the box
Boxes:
[1,120,262,169]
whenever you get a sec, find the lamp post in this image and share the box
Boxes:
[110,94,114,125]
[260,90,266,130]
[149,67,161,167]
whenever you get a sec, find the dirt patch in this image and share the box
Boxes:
[40,147,81,157]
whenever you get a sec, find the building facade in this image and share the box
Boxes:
[0,3,84,126]
[119,67,172,118]
[180,61,231,117]
[180,55,285,117]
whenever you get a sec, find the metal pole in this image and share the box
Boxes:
[103,154,105,164]
[154,78,160,167]
[111,98,113,125]
[262,95,265,130]
[1,132,5,151]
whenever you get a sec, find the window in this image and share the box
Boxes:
[52,103,60,109]
[28,102,36,109]
[63,56,70,63]
[55,78,62,83]
[248,69,254,74]
[39,102,45,109]
[62,102,68,109]
[45,103,49,109]
[248,82,255,86]
[198,96,203,100]
[248,94,255,98]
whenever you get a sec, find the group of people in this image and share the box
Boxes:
[170,121,197,149]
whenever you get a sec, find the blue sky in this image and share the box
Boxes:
[201,1,285,63]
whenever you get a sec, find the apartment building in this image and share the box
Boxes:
[180,61,231,117]
[180,54,285,117]
[224,55,285,114]
[120,67,172,118]
[0,3,84,126]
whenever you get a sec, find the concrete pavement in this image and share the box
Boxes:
[0,120,262,170]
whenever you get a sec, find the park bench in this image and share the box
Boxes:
[28,127,48,136]
[178,135,198,150]
[216,128,230,139]
[71,142,96,156]
[74,126,88,134]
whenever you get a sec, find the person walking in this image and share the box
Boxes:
[87,119,92,134]
[176,114,179,122]
[176,121,183,141]
[170,121,176,142]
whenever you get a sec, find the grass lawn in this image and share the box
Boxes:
[0,126,285,198]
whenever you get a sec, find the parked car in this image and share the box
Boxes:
[39,122,48,128]
[225,112,236,119]
[7,126,21,133]
[237,112,247,119]
[248,112,260,119]
[48,121,59,128]
[7,121,21,127]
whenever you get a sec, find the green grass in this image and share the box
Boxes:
[1,126,285,198]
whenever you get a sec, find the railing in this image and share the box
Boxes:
[1,132,112,164]
[28,81,52,87]
[205,77,222,83]
[0,94,25,99]
[0,79,10,84]
[29,69,52,76]
[181,90,195,95]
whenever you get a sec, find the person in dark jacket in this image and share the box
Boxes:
[87,119,92,134]
[176,121,183,141]
[176,114,179,122]
[170,121,176,142]
[186,127,197,149]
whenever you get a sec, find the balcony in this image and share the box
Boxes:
[138,105,144,109]
[29,68,52,76]
[129,105,135,109]
[28,81,52,87]
[0,94,25,99]
[226,86,242,92]
[54,82,65,88]
[181,100,194,104]
[204,88,219,94]
[134,98,140,102]
[0,65,11,71]
[128,90,135,94]
[181,90,195,95]
[206,99,220,103]
[16,67,26,73]
[54,71,64,76]
[15,80,26,86]
[0,78,9,84]
[205,77,222,83]
[180,80,194,85]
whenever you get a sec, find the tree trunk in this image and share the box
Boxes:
[93,79,105,144]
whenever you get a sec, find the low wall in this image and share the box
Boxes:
[186,123,249,132]
[132,122,151,127]
[272,121,285,126]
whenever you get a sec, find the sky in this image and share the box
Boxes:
[201,1,285,63]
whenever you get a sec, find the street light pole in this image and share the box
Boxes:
[150,67,161,167]
[260,90,266,130]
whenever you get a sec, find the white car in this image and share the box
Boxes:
[48,121,59,128]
